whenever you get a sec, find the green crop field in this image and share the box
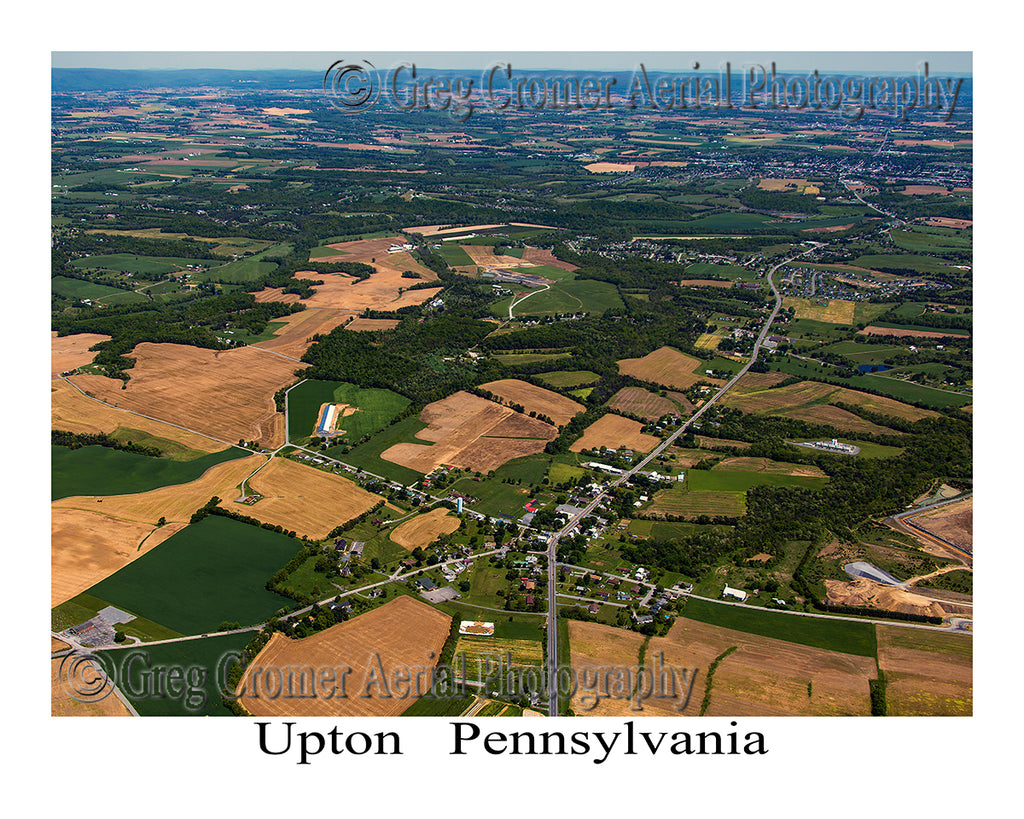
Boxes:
[506,279,623,317]
[69,253,207,275]
[333,415,430,485]
[92,631,254,716]
[492,352,571,365]
[51,276,148,304]
[51,444,247,500]
[400,692,476,716]
[536,370,600,388]
[684,262,752,281]
[434,244,475,266]
[84,516,298,635]
[199,256,278,283]
[449,475,533,519]
[680,596,878,657]
[287,380,410,445]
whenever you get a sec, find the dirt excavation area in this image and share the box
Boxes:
[825,577,971,618]
[910,497,973,552]
[68,343,301,448]
[237,596,451,717]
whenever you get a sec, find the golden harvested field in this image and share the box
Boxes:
[671,618,876,716]
[244,457,382,539]
[570,414,660,454]
[51,331,111,377]
[694,333,723,350]
[51,380,225,454]
[51,510,187,607]
[52,657,133,717]
[713,457,828,478]
[460,244,531,268]
[345,317,401,332]
[858,325,967,340]
[238,596,451,717]
[68,343,300,448]
[568,620,664,716]
[403,222,561,237]
[617,346,724,390]
[876,625,972,715]
[250,308,350,359]
[454,635,544,680]
[757,177,811,191]
[255,270,442,313]
[389,507,461,550]
[383,391,557,474]
[912,497,973,551]
[606,387,678,420]
[783,296,856,324]
[480,379,585,427]
[584,162,636,173]
[697,436,751,450]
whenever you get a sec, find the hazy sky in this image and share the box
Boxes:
[52,51,972,74]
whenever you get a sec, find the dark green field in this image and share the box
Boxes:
[69,253,206,275]
[51,444,247,500]
[51,276,148,304]
[332,415,430,484]
[84,516,298,635]
[92,631,254,716]
[680,596,877,657]
[287,380,410,444]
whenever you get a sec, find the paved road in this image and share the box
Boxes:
[544,247,814,715]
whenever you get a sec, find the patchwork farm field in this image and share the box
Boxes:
[238,597,451,717]
[606,386,680,420]
[82,515,298,635]
[51,444,246,500]
[286,379,410,444]
[244,457,383,539]
[646,463,828,518]
[653,617,876,716]
[69,343,302,448]
[51,379,226,454]
[382,391,559,475]
[453,634,545,682]
[618,346,725,390]
[248,308,350,359]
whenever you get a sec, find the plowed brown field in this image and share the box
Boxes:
[876,625,972,715]
[383,391,557,474]
[251,309,350,359]
[606,387,678,420]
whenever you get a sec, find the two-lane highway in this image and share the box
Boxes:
[545,246,814,715]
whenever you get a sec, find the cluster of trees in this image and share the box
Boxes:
[51,429,162,457]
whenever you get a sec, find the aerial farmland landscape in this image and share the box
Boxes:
[50,52,974,723]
